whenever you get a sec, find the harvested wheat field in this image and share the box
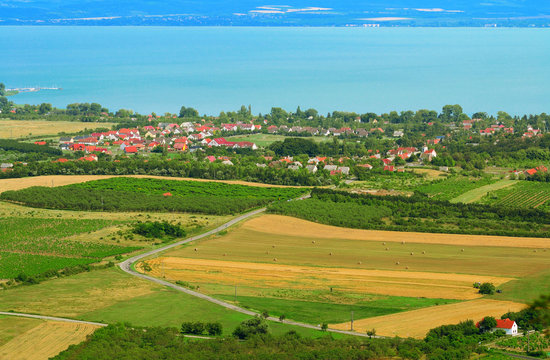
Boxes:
[0,320,99,360]
[166,215,550,278]
[143,257,513,300]
[0,175,302,194]
[0,120,115,139]
[244,215,550,249]
[331,299,526,338]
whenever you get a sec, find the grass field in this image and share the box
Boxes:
[0,268,333,338]
[0,120,114,139]
[0,315,41,347]
[479,181,550,210]
[330,299,526,338]
[0,319,99,360]
[226,134,330,147]
[450,179,517,204]
[416,176,497,201]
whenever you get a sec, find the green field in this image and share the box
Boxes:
[0,217,139,278]
[480,181,550,210]
[450,179,517,204]
[415,176,497,201]
[216,294,457,324]
[226,134,330,147]
[0,267,332,338]
[1,177,308,215]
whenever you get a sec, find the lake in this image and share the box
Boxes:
[1,26,549,116]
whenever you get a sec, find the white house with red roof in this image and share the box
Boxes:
[477,318,518,336]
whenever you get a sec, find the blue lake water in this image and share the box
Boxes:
[1,26,549,116]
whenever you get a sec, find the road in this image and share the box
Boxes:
[0,311,107,327]
[119,205,380,338]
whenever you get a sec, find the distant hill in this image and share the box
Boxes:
[1,0,549,26]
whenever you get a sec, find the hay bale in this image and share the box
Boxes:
[422,251,426,254]
[461,249,464,252]
[357,261,362,265]
[312,241,316,244]
[382,242,386,245]
[396,261,400,265]
[401,241,405,245]
[386,248,389,251]
[273,258,277,262]
[405,266,409,270]
[329,252,333,256]
[410,252,414,255]
[272,245,276,248]
[194,248,198,252]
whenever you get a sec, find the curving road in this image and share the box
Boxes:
[119,205,380,338]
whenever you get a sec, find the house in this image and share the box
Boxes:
[59,137,73,143]
[305,164,318,173]
[267,125,278,134]
[477,318,518,336]
[421,149,437,162]
[124,146,138,154]
[393,130,404,138]
[357,163,373,170]
[0,163,13,169]
[384,165,395,172]
[338,166,350,175]
[206,156,216,163]
[221,160,234,166]
[323,165,338,172]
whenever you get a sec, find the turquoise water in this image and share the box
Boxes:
[1,26,549,115]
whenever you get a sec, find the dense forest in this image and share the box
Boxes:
[268,188,550,237]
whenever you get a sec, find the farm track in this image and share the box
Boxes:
[0,311,107,327]
[119,202,383,338]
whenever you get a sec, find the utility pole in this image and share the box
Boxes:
[234,285,237,302]
[351,311,354,331]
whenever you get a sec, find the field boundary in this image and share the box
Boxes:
[0,311,107,327]
[118,204,385,338]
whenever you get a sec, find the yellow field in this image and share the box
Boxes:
[0,175,303,194]
[0,120,115,139]
[143,257,513,300]
[164,215,550,278]
[243,215,550,249]
[331,299,526,338]
[0,320,99,360]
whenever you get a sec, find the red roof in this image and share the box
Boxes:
[163,192,173,197]
[384,165,394,172]
[382,158,392,165]
[34,141,46,145]
[125,146,138,153]
[526,168,537,176]
[496,319,515,329]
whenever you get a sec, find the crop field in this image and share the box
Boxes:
[1,177,307,214]
[0,175,305,194]
[450,179,517,204]
[0,268,329,338]
[0,217,139,279]
[415,176,497,201]
[330,299,526,338]
[495,332,550,352]
[480,181,550,210]
[0,319,99,360]
[0,120,115,139]
[0,315,41,347]
[226,134,330,147]
[144,214,549,331]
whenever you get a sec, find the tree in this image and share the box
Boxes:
[478,316,497,332]
[38,103,52,115]
[205,322,222,336]
[321,323,328,331]
[441,104,463,122]
[232,317,269,339]
[0,82,5,96]
[279,314,286,322]
[478,282,496,295]
[366,328,376,338]
[179,106,199,118]
[261,310,269,319]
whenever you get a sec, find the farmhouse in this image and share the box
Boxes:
[477,318,518,336]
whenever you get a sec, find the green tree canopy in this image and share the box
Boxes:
[179,106,199,118]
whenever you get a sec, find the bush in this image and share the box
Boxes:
[181,322,205,335]
[132,221,186,240]
[233,317,269,339]
[479,283,496,295]
[205,322,223,336]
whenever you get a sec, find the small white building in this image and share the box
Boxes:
[495,319,518,335]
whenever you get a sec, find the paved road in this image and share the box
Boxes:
[0,311,107,327]
[119,205,380,338]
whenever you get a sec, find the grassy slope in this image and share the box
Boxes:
[415,176,497,201]
[450,179,517,204]
[492,268,550,304]
[0,268,331,338]
[216,295,457,324]
[0,316,42,347]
